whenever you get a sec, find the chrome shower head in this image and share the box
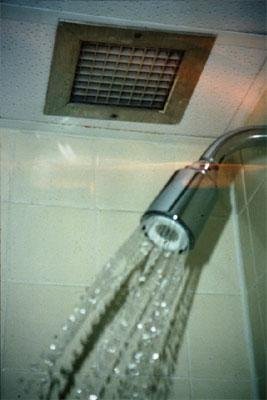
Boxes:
[141,126,267,252]
[141,162,218,251]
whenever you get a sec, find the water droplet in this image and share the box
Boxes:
[79,308,86,315]
[128,362,137,370]
[89,395,98,400]
[121,319,128,328]
[139,276,146,283]
[95,288,100,295]
[134,352,143,361]
[44,359,54,367]
[107,347,116,354]
[141,241,149,247]
[140,247,149,255]
[62,324,68,331]
[69,314,76,322]
[152,352,159,360]
[137,323,143,330]
[114,367,120,374]
[133,370,140,376]
[161,279,169,287]
[89,298,96,305]
[150,326,157,333]
[30,362,39,371]
[49,344,56,351]
[142,333,150,340]
[76,388,82,394]
[155,310,160,317]
[161,301,167,308]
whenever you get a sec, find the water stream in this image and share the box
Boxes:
[23,227,198,400]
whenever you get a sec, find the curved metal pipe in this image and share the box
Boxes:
[200,125,267,164]
[141,126,267,251]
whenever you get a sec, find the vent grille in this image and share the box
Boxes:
[71,42,183,110]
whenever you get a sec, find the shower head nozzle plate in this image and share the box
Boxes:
[142,215,189,253]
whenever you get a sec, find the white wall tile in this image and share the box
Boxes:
[3,283,85,371]
[10,132,96,208]
[237,208,257,288]
[95,137,210,212]
[0,129,14,202]
[188,294,251,380]
[187,216,240,295]
[242,147,267,204]
[6,203,97,285]
[96,209,140,268]
[191,378,252,399]
[256,270,267,348]
[1,368,47,400]
[247,285,266,380]
[247,181,267,280]
[168,378,191,399]
[95,138,178,212]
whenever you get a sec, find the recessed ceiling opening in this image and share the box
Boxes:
[44,23,215,124]
[71,42,184,110]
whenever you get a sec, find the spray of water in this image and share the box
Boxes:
[22,226,199,400]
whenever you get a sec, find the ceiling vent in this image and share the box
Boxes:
[44,23,215,124]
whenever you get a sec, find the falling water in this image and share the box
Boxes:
[23,226,198,400]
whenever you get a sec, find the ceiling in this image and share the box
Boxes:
[1,0,266,137]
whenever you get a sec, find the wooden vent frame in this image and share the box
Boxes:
[44,22,215,124]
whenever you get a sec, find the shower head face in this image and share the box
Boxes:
[142,215,189,253]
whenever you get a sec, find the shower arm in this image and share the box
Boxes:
[199,125,267,165]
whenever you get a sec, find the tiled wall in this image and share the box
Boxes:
[234,145,267,399]
[1,127,255,399]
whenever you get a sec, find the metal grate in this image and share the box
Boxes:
[71,42,184,110]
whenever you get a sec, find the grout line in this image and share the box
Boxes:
[2,279,244,295]
[244,199,259,289]
[1,199,143,214]
[193,291,241,296]
[191,377,255,383]
[4,280,92,288]
[2,199,230,218]
[1,199,96,211]
[235,166,248,215]
[230,185,259,398]
[245,177,266,208]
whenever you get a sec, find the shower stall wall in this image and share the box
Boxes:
[234,145,267,398]
[0,123,263,399]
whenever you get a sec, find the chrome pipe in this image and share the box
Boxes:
[200,126,267,163]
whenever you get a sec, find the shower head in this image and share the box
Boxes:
[141,126,267,252]
[141,161,218,251]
